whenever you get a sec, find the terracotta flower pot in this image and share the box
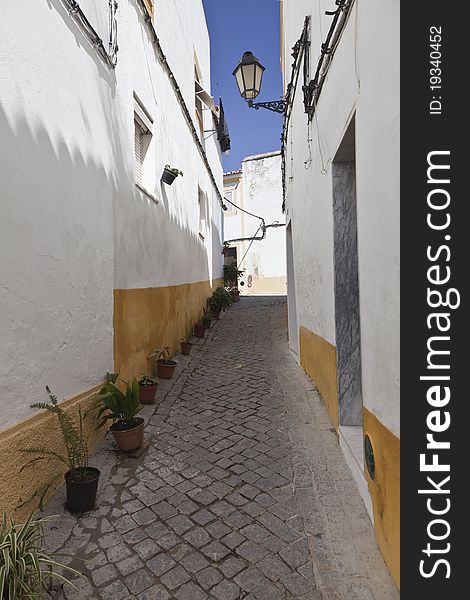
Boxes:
[157,359,177,379]
[230,289,240,302]
[64,467,100,513]
[110,418,144,452]
[194,323,205,338]
[181,341,193,355]
[139,383,158,404]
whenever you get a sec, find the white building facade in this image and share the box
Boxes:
[281,0,400,585]
[0,0,225,516]
[224,152,286,296]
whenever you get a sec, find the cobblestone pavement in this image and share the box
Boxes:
[44,297,398,600]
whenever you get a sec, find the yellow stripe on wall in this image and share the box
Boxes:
[114,279,223,382]
[299,325,339,428]
[299,324,400,587]
[364,408,400,587]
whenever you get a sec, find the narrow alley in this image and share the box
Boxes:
[44,298,397,600]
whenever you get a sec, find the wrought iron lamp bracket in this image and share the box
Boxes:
[247,99,286,114]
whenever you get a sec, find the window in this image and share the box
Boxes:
[133,95,155,196]
[223,189,236,215]
[198,188,207,240]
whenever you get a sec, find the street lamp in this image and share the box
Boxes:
[233,51,286,114]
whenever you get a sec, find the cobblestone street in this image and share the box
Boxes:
[44,297,397,600]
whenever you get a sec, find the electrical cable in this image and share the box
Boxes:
[223,196,265,222]
[238,225,263,268]
[135,0,225,209]
[63,0,118,68]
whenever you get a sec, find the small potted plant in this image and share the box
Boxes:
[94,378,144,452]
[0,511,82,598]
[202,307,212,329]
[180,338,193,355]
[194,321,205,338]
[224,264,245,302]
[138,374,159,404]
[161,164,183,185]
[208,287,233,319]
[21,386,100,514]
[152,347,177,379]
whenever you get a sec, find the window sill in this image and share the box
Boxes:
[135,183,159,204]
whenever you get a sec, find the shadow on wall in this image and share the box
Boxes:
[45,0,117,92]
[0,103,218,518]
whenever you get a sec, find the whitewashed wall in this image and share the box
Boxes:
[282,0,399,436]
[0,0,223,429]
[224,152,286,293]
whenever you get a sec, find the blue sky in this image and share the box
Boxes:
[202,0,283,172]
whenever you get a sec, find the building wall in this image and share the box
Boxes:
[282,0,400,585]
[224,152,286,296]
[0,0,223,517]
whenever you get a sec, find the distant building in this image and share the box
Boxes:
[281,0,400,586]
[224,152,286,296]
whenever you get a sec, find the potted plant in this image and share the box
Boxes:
[0,511,82,599]
[161,164,183,185]
[152,347,177,379]
[208,286,233,318]
[93,378,144,452]
[20,387,100,514]
[194,321,205,338]
[180,339,193,355]
[138,374,159,404]
[180,324,194,355]
[223,263,245,288]
[202,307,212,329]
[224,263,245,302]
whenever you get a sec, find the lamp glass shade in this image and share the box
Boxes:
[233,51,265,101]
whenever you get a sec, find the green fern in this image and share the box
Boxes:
[19,387,91,511]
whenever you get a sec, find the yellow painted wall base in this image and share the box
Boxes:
[298,326,399,587]
[364,408,400,587]
[114,279,222,382]
[0,385,103,520]
[299,325,339,428]
[242,276,287,296]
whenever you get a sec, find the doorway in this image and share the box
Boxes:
[332,117,371,517]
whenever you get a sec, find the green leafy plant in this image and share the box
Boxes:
[181,323,194,344]
[202,307,212,326]
[19,387,90,508]
[223,263,245,288]
[0,512,82,600]
[164,164,183,177]
[138,375,158,387]
[92,378,142,429]
[106,372,119,383]
[208,287,233,314]
[150,347,172,364]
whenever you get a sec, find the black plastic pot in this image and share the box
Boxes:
[161,168,178,185]
[64,467,100,513]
